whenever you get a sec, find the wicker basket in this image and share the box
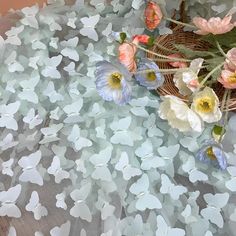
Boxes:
[147,26,236,111]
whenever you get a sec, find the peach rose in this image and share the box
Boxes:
[218,69,236,89]
[118,38,138,72]
[168,54,188,68]
[224,48,236,71]
[133,34,150,44]
[144,1,163,30]
[193,15,234,35]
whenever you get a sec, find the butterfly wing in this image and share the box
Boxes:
[136,193,162,211]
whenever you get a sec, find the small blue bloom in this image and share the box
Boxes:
[95,61,132,105]
[135,58,164,90]
[196,140,227,170]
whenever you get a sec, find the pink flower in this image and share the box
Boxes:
[118,38,138,72]
[218,69,236,89]
[193,15,234,35]
[133,34,150,44]
[168,54,188,68]
[224,48,236,71]
[144,1,163,30]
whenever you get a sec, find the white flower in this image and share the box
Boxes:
[191,87,222,123]
[159,95,203,132]
[174,58,204,96]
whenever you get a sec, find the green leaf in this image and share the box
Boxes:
[147,36,155,48]
[212,125,225,142]
[174,44,216,58]
[119,32,127,44]
[205,57,224,81]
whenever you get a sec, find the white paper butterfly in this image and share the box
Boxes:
[56,192,67,210]
[21,5,39,29]
[47,156,70,183]
[102,23,113,43]
[129,97,149,117]
[40,123,63,144]
[115,152,142,180]
[181,155,208,183]
[89,146,113,181]
[132,0,144,9]
[83,43,103,63]
[26,191,48,220]
[200,192,229,228]
[180,204,198,224]
[50,221,71,236]
[68,125,92,151]
[50,107,61,121]
[160,174,187,200]
[49,37,59,49]
[5,25,24,45]
[225,166,236,192]
[0,101,20,131]
[8,226,17,236]
[143,113,164,137]
[60,37,79,61]
[4,51,24,73]
[110,116,134,146]
[156,215,185,236]
[135,140,165,170]
[18,150,43,185]
[63,99,83,123]
[29,56,40,69]
[63,62,77,76]
[0,133,18,151]
[40,15,62,32]
[18,73,40,104]
[70,183,92,222]
[43,81,64,103]
[67,12,77,29]
[129,174,162,211]
[1,158,14,176]
[0,184,21,218]
[41,55,62,79]
[80,15,100,41]
[23,108,43,129]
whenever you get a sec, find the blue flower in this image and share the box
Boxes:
[95,61,132,105]
[135,58,164,90]
[196,140,227,170]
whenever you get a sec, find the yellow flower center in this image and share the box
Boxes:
[228,73,236,84]
[196,97,215,113]
[146,71,156,81]
[206,147,217,160]
[108,72,122,89]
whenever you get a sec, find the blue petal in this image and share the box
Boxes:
[212,146,227,170]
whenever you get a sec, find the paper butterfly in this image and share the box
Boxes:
[35,232,44,236]
[29,56,40,69]
[23,108,43,129]
[67,12,77,29]
[39,123,63,144]
[63,62,77,76]
[129,174,162,211]
[18,150,43,185]
[200,192,229,228]
[47,156,70,183]
[18,73,40,104]
[40,15,62,32]
[110,116,134,146]
[67,125,92,151]
[60,37,79,61]
[49,37,59,49]
[70,183,92,222]
[56,192,67,210]
[1,158,14,176]
[0,133,18,151]
[156,215,185,236]
[5,25,24,45]
[0,184,21,218]
[43,81,64,103]
[8,226,17,236]
[41,55,62,79]
[50,221,71,236]
[102,23,113,43]
[21,5,39,29]
[50,107,61,121]
[129,97,149,117]
[225,166,236,192]
[160,174,187,200]
[0,101,20,131]
[180,204,198,224]
[143,113,164,137]
[80,15,100,41]
[4,51,24,73]
[230,208,236,222]
[132,0,144,9]
[63,99,83,123]
[115,152,142,180]
[135,140,165,170]
[83,43,103,63]
[89,146,113,181]
[181,154,208,183]
[26,191,48,220]
[90,0,105,11]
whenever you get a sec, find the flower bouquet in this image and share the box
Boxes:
[94,0,236,170]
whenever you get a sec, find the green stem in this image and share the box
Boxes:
[133,43,192,62]
[200,62,224,86]
[164,17,197,29]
